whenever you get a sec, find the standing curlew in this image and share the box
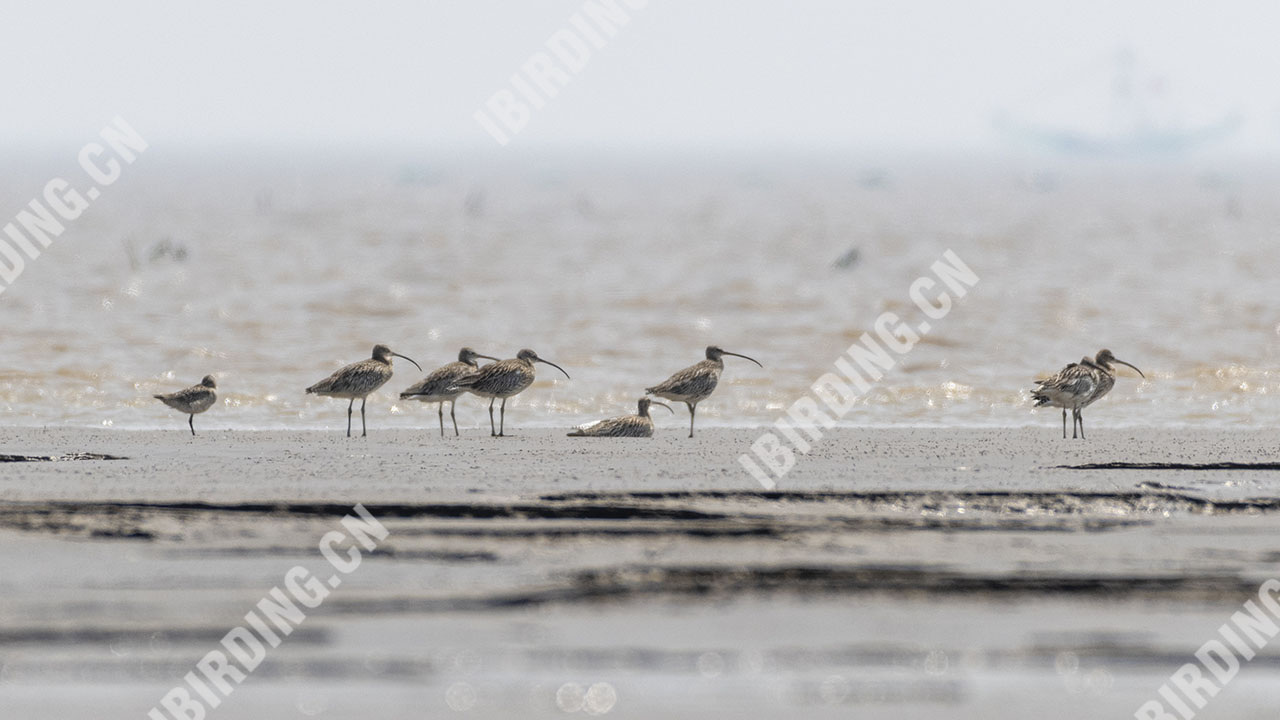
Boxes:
[399,347,500,437]
[306,344,422,437]
[452,349,569,437]
[646,346,763,438]
[1032,349,1145,439]
[568,397,673,438]
[154,375,218,436]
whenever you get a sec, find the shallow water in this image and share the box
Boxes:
[1,151,1276,430]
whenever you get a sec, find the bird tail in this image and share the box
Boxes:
[643,386,656,395]
[1031,392,1050,407]
[566,430,584,437]
[153,394,165,401]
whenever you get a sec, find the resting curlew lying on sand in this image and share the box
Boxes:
[568,397,673,438]
[646,346,763,438]
[1032,349,1145,439]
[154,375,218,436]
[399,347,500,437]
[306,344,421,437]
[452,349,569,437]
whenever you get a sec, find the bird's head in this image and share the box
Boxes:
[706,346,763,368]
[373,344,422,372]
[1095,349,1144,378]
[518,349,570,379]
[459,347,499,366]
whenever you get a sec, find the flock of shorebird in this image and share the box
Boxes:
[153,344,1143,439]
[155,344,764,438]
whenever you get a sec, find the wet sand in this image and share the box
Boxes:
[2,427,1279,718]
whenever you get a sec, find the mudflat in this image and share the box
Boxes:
[2,427,1279,719]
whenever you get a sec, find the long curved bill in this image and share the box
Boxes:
[724,351,763,368]
[650,401,675,414]
[392,352,423,372]
[537,358,571,379]
[475,354,501,363]
[1113,359,1145,379]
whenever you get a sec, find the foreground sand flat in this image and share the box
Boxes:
[1,428,1279,719]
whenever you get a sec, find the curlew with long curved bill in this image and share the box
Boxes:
[568,397,673,438]
[646,346,763,438]
[399,347,500,437]
[154,375,217,436]
[306,344,422,437]
[1032,349,1144,439]
[452,349,570,437]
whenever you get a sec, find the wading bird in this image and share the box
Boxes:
[153,375,217,436]
[399,347,500,437]
[1032,349,1145,439]
[453,349,570,437]
[568,397,673,438]
[306,344,422,437]
[646,346,763,438]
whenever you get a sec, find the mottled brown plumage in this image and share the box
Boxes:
[453,349,570,436]
[568,398,673,437]
[154,375,217,436]
[646,346,762,437]
[399,347,499,437]
[1032,349,1144,439]
[307,344,422,437]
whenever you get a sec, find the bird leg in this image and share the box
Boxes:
[189,414,195,437]
[1061,409,1067,439]
[450,400,459,437]
[1071,408,1080,439]
[1078,410,1086,440]
[488,398,496,436]
[687,402,696,438]
[360,397,367,438]
[438,402,445,438]
[499,398,507,437]
[346,398,354,438]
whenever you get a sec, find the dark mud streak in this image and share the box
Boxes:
[400,517,1143,538]
[330,565,1263,613]
[0,453,127,462]
[0,501,730,522]
[0,626,327,646]
[539,490,1280,513]
[1058,462,1280,471]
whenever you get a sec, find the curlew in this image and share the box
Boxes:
[568,397,673,438]
[1032,349,1145,439]
[154,375,218,436]
[452,349,569,437]
[399,347,500,437]
[646,346,763,438]
[306,344,422,437]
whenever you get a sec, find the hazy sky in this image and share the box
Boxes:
[3,1,1279,153]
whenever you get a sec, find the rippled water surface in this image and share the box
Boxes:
[1,152,1277,429]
